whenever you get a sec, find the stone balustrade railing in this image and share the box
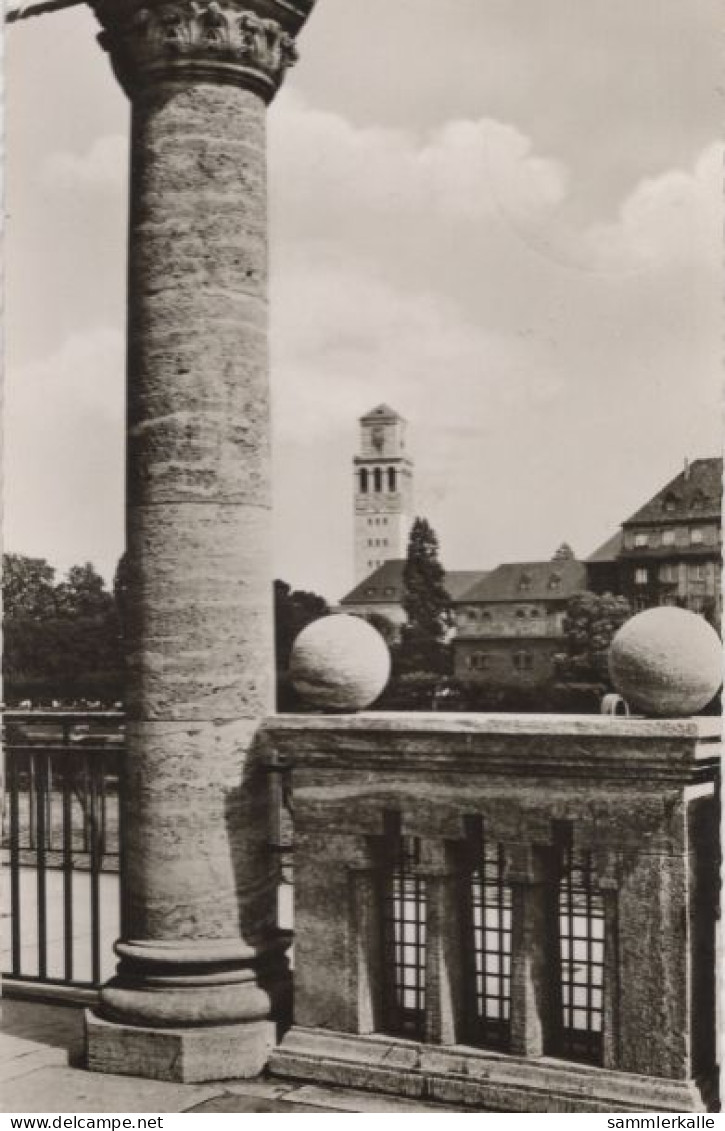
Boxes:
[262,712,719,1113]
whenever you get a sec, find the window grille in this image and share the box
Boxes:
[380,812,426,1040]
[463,817,511,1050]
[556,830,605,1065]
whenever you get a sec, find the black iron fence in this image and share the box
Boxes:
[3,711,123,990]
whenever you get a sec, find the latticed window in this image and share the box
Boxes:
[555,829,605,1065]
[463,816,511,1050]
[380,812,427,1040]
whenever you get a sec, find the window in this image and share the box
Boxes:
[691,491,705,511]
[469,653,490,671]
[515,608,527,619]
[384,587,395,596]
[463,817,511,1051]
[383,518,388,526]
[518,574,532,593]
[482,611,492,621]
[380,813,426,1041]
[633,596,648,611]
[387,467,397,492]
[690,528,704,545]
[530,608,540,618]
[662,529,676,546]
[634,532,648,548]
[659,565,677,584]
[383,539,388,547]
[366,587,375,596]
[554,826,605,1066]
[663,493,678,513]
[359,469,368,494]
[690,595,705,613]
[689,564,706,582]
[374,468,383,493]
[513,651,533,672]
[635,568,648,585]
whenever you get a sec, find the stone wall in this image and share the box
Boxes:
[264,713,719,1112]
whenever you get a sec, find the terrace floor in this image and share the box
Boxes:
[1,999,468,1113]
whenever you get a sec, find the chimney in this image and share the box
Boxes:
[683,457,690,481]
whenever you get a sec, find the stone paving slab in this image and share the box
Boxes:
[1,999,459,1114]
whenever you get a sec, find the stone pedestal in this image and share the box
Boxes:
[84,0,316,1082]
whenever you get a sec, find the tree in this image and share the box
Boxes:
[2,554,123,704]
[552,542,575,561]
[2,553,57,619]
[56,562,114,618]
[398,517,451,676]
[273,579,329,710]
[555,591,632,685]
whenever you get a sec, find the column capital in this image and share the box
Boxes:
[92,0,315,100]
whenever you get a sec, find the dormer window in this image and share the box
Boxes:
[691,492,706,511]
[663,493,678,513]
[518,573,532,593]
[548,573,561,591]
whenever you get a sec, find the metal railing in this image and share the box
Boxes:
[3,711,123,991]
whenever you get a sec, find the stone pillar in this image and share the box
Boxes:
[505,843,558,1058]
[85,0,316,1083]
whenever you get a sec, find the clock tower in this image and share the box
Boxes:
[353,404,414,584]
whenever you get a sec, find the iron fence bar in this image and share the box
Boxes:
[89,752,102,987]
[62,758,74,983]
[35,752,49,980]
[9,752,22,975]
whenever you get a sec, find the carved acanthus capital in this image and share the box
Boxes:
[93,0,313,100]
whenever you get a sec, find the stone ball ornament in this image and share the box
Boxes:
[608,607,722,717]
[290,614,391,712]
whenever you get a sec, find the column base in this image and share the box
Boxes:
[270,1027,713,1113]
[85,1010,275,1083]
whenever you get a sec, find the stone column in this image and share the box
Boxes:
[85,0,316,1083]
[505,843,558,1058]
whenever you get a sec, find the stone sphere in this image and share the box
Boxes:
[290,614,391,712]
[608,607,722,717]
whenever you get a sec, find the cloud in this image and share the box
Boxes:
[4,328,125,581]
[270,91,568,235]
[42,135,127,192]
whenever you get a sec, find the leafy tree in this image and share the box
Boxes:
[274,579,329,710]
[361,611,399,645]
[2,553,123,704]
[555,591,632,685]
[3,553,57,619]
[56,562,113,618]
[552,543,575,561]
[398,517,451,676]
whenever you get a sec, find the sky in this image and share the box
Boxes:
[4,0,722,600]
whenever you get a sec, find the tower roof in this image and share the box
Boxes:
[360,404,405,423]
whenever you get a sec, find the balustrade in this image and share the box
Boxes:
[264,712,719,1113]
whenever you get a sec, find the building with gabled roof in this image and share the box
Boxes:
[340,558,490,632]
[452,558,587,686]
[586,457,722,619]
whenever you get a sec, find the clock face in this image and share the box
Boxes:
[371,426,385,451]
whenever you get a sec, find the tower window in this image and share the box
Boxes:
[388,467,397,492]
[360,468,369,494]
[374,468,383,493]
